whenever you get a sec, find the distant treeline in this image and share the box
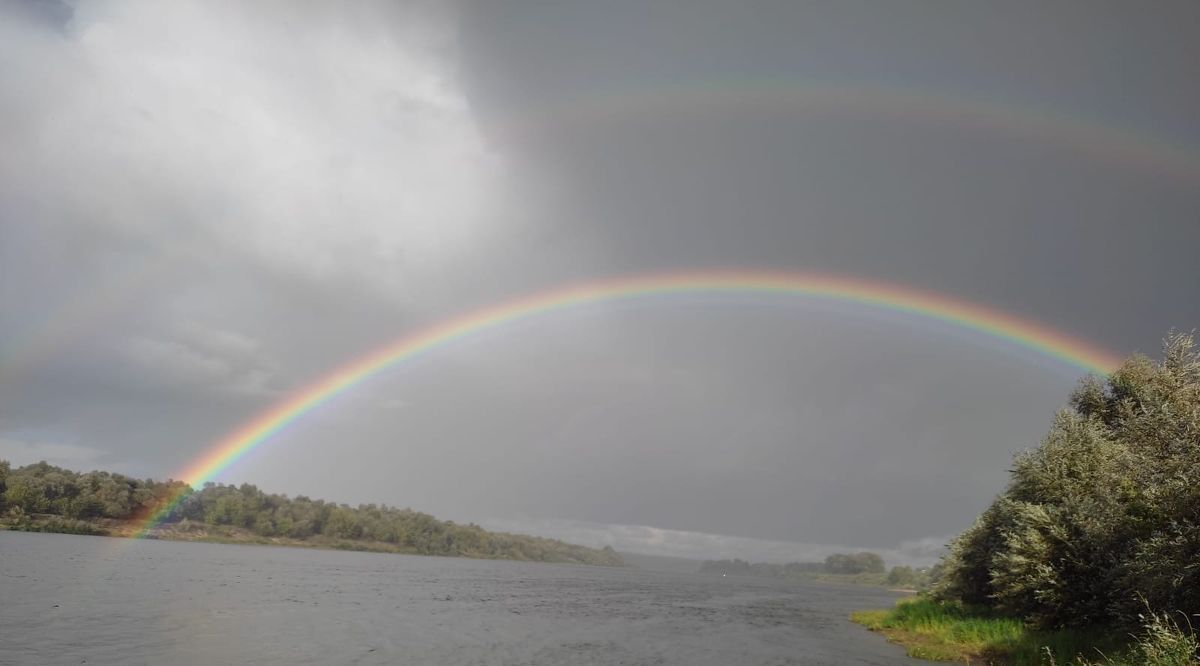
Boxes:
[699,557,827,577]
[697,552,925,587]
[0,460,624,566]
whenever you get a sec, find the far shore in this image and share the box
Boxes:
[0,516,626,566]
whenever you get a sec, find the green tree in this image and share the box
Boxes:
[886,565,917,587]
[0,459,624,567]
[825,551,885,574]
[936,332,1200,629]
[0,459,9,512]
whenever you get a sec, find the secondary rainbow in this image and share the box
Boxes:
[136,269,1123,535]
[15,81,1197,395]
[491,82,1200,186]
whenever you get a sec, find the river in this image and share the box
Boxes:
[0,531,915,665]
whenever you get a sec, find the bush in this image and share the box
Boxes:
[934,332,1200,630]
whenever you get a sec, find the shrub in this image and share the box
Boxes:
[935,332,1200,629]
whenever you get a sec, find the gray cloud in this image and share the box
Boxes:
[0,434,108,469]
[118,322,276,397]
[2,1,1197,558]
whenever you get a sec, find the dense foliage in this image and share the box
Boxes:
[0,461,623,566]
[0,460,185,521]
[825,551,886,574]
[934,332,1200,630]
[884,565,920,588]
[698,551,900,581]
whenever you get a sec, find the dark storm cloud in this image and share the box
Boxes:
[459,0,1200,351]
[2,0,1197,561]
[450,0,1200,548]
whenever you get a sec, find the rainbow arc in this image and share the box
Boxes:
[136,269,1123,536]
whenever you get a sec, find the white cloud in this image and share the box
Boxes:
[2,0,499,293]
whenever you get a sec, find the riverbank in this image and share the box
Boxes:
[0,514,626,566]
[852,597,1196,665]
[0,460,625,566]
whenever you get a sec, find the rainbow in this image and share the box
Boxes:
[489,82,1200,186]
[136,269,1123,535]
[15,82,1196,396]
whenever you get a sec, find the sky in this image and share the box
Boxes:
[1,0,1198,566]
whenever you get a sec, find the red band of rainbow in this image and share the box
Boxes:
[136,269,1122,536]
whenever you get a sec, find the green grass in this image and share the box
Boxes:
[852,598,1120,664]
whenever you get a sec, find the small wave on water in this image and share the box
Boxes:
[0,531,916,665]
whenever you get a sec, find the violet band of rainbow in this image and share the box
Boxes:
[135,269,1123,536]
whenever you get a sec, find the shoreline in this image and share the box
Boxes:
[0,517,626,566]
[851,597,1135,665]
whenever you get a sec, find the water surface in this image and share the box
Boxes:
[1,531,914,665]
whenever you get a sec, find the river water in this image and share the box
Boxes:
[0,531,915,665]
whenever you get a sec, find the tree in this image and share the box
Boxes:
[0,459,8,512]
[886,565,916,587]
[0,459,625,566]
[935,332,1200,629]
[825,551,885,574]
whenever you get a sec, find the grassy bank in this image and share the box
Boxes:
[852,598,1116,664]
[854,598,1199,665]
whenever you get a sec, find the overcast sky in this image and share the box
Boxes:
[2,0,1198,565]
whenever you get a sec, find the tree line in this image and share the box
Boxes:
[698,551,924,586]
[932,332,1200,631]
[0,461,624,566]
